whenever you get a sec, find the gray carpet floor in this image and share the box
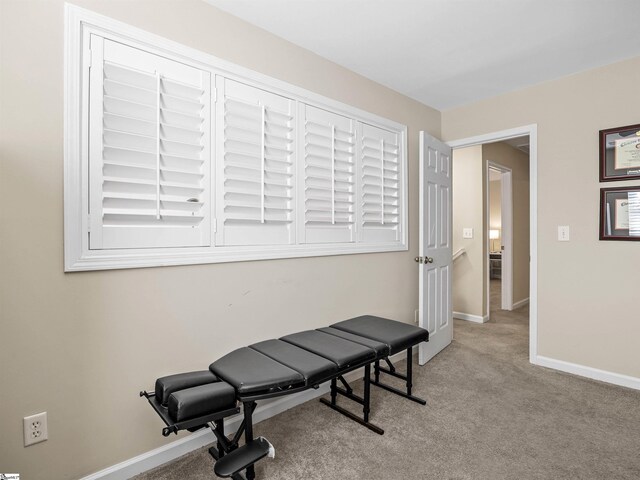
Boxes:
[135,282,640,479]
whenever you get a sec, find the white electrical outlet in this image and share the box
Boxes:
[463,228,474,239]
[558,225,570,242]
[23,412,48,446]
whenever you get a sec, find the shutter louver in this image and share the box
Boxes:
[301,105,356,243]
[359,123,402,243]
[89,36,211,250]
[216,78,295,246]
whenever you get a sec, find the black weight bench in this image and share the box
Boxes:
[141,315,428,480]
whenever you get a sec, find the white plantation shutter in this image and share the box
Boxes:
[88,36,211,250]
[359,123,402,243]
[301,105,356,244]
[216,78,295,246]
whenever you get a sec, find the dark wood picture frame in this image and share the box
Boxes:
[600,185,640,241]
[599,123,640,182]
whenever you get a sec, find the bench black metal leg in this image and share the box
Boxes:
[215,420,226,459]
[406,347,413,396]
[330,378,337,405]
[209,416,253,480]
[243,402,257,480]
[319,367,384,435]
[374,360,380,383]
[370,347,426,405]
[363,364,371,423]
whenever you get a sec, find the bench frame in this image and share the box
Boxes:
[372,346,427,405]
[142,317,428,479]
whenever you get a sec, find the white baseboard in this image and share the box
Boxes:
[512,297,530,309]
[78,349,414,480]
[453,311,488,323]
[534,355,640,391]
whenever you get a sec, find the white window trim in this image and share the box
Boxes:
[64,4,408,271]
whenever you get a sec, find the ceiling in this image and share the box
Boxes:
[502,136,530,155]
[205,0,640,111]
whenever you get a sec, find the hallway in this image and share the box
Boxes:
[488,278,529,326]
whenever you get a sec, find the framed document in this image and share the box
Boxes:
[600,186,640,241]
[599,123,640,182]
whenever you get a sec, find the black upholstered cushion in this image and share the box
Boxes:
[210,347,305,395]
[280,330,376,369]
[331,315,429,355]
[250,339,338,386]
[155,370,219,406]
[168,382,236,422]
[317,327,390,358]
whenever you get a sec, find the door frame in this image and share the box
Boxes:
[447,124,538,363]
[486,162,513,312]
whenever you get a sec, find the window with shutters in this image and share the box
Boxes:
[359,123,402,244]
[64,6,407,271]
[88,36,211,250]
[300,105,356,244]
[216,78,295,246]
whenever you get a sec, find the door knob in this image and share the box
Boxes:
[415,256,434,264]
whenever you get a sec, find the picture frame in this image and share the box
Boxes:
[599,123,640,182]
[600,186,640,241]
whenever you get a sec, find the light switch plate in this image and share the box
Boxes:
[463,228,473,239]
[558,225,570,241]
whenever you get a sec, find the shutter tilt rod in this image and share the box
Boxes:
[380,139,385,225]
[260,103,265,224]
[155,71,161,220]
[331,124,335,225]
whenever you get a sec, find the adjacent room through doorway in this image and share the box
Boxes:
[451,135,531,346]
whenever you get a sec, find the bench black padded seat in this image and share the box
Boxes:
[250,339,338,386]
[155,370,219,406]
[331,315,428,355]
[280,330,377,369]
[317,327,390,358]
[168,382,236,422]
[142,371,240,438]
[210,347,305,397]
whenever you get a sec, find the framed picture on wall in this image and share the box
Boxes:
[599,123,640,182]
[600,186,640,241]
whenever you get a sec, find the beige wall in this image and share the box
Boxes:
[0,1,440,478]
[483,142,530,304]
[443,56,640,379]
[452,146,485,317]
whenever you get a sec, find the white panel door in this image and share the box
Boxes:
[418,131,453,365]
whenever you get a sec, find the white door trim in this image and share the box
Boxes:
[447,124,538,363]
[486,162,513,312]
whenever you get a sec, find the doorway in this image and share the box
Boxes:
[448,125,537,362]
[486,162,512,313]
